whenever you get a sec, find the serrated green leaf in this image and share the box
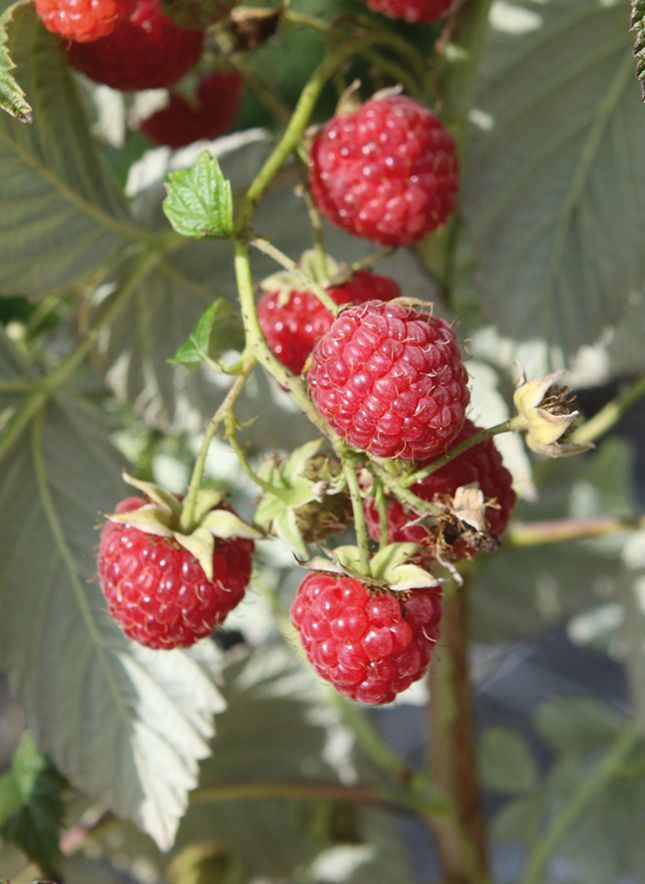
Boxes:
[632,0,645,99]
[0,1,30,122]
[463,0,645,359]
[480,727,539,795]
[0,384,225,850]
[0,734,65,877]
[170,298,244,368]
[164,152,234,239]
[0,6,140,297]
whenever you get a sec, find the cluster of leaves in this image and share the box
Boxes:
[0,0,643,881]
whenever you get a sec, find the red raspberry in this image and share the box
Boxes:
[367,0,452,22]
[365,419,516,558]
[140,69,243,148]
[258,270,401,375]
[67,0,204,91]
[97,497,253,649]
[310,96,459,246]
[291,572,441,704]
[35,0,135,42]
[306,300,469,461]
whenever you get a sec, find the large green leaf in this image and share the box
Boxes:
[0,377,225,849]
[0,6,139,297]
[463,0,645,361]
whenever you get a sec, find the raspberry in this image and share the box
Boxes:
[258,270,401,375]
[365,420,516,558]
[367,0,452,22]
[35,0,135,42]
[306,300,469,461]
[98,497,253,649]
[291,572,441,704]
[310,96,459,246]
[67,0,204,91]
[140,69,243,148]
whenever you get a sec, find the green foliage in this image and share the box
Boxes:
[0,733,65,877]
[462,0,645,362]
[0,0,30,122]
[163,152,235,239]
[171,298,244,368]
[0,6,136,296]
[480,728,539,794]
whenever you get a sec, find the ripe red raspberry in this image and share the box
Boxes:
[67,0,204,91]
[306,300,469,461]
[35,0,135,42]
[140,69,243,148]
[98,497,253,649]
[365,419,516,558]
[291,572,441,704]
[367,0,452,22]
[310,96,459,246]
[258,270,401,375]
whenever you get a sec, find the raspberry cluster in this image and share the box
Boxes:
[98,498,253,649]
[258,270,401,375]
[306,299,469,461]
[364,419,516,558]
[140,70,243,148]
[310,96,459,246]
[67,0,204,90]
[291,573,442,704]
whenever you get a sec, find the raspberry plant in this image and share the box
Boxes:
[0,1,644,883]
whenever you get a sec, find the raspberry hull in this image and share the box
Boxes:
[367,0,452,22]
[98,497,253,649]
[365,419,516,558]
[310,96,459,246]
[36,0,135,42]
[141,69,243,148]
[258,270,401,375]
[67,0,204,90]
[306,300,469,461]
[291,572,442,704]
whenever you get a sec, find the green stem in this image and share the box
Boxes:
[0,248,161,465]
[282,8,328,32]
[402,418,523,488]
[343,457,370,574]
[508,515,645,546]
[250,237,338,313]
[179,362,254,532]
[223,406,275,495]
[236,32,408,232]
[361,48,424,98]
[374,479,390,548]
[520,723,641,884]
[572,375,645,446]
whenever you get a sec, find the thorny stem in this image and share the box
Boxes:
[343,456,371,574]
[374,479,390,549]
[429,579,491,884]
[179,362,255,532]
[520,722,641,884]
[250,237,338,313]
[223,407,275,494]
[402,418,524,488]
[0,247,162,465]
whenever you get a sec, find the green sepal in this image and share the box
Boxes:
[383,563,440,593]
[302,542,439,592]
[259,250,347,305]
[109,504,175,537]
[200,509,262,541]
[192,488,227,525]
[177,527,217,581]
[370,543,420,579]
[122,472,182,515]
[163,152,234,239]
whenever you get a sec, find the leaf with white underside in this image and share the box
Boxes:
[0,5,138,297]
[463,0,645,358]
[0,374,225,849]
[0,1,30,122]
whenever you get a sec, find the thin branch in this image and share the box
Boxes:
[508,515,645,546]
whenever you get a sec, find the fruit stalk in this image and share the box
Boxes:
[428,578,491,884]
